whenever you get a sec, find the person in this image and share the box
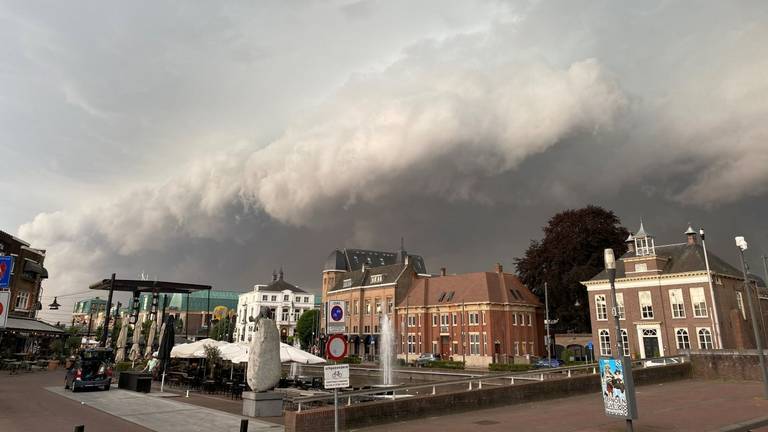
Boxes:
[143,354,159,376]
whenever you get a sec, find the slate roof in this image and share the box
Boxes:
[263,278,307,294]
[588,243,764,285]
[401,272,541,307]
[323,248,427,274]
[329,263,407,292]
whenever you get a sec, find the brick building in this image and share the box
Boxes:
[398,263,544,367]
[0,230,48,318]
[582,222,768,359]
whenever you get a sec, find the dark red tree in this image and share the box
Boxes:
[515,205,628,333]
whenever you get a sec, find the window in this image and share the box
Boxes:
[482,312,486,325]
[270,295,277,302]
[698,328,713,349]
[342,278,352,288]
[407,335,416,354]
[14,292,29,311]
[283,295,289,301]
[296,296,302,302]
[595,295,607,320]
[669,289,685,318]
[736,292,746,320]
[262,295,268,301]
[387,298,393,314]
[407,315,416,327]
[676,329,691,350]
[527,314,532,326]
[353,300,359,315]
[599,330,611,356]
[432,315,438,326]
[469,312,479,325]
[514,342,520,356]
[370,274,383,284]
[365,300,371,315]
[639,291,654,319]
[364,325,371,333]
[616,293,625,320]
[690,288,707,317]
[353,325,358,333]
[281,308,289,321]
[432,341,438,353]
[452,313,457,326]
[374,325,379,333]
[635,263,648,272]
[375,298,382,314]
[305,296,310,303]
[469,334,480,355]
[620,329,630,357]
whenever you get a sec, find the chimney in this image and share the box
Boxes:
[440,267,446,276]
[279,267,284,280]
[495,263,503,273]
[272,270,277,282]
[685,224,698,245]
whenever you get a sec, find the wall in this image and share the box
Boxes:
[688,350,768,381]
[285,363,691,432]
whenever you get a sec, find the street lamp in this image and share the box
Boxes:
[48,297,61,310]
[604,248,638,431]
[735,236,768,399]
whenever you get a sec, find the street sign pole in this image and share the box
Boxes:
[324,363,349,432]
[334,388,339,432]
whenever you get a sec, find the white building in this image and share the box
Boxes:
[234,270,315,343]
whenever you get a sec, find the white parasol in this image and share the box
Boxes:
[114,315,129,363]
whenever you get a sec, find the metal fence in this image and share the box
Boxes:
[286,355,687,412]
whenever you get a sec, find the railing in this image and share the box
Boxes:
[286,355,688,412]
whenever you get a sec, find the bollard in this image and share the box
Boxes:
[432,385,436,395]
[478,380,482,389]
[240,419,248,432]
[468,381,472,390]
[510,377,515,385]
[74,426,85,432]
[567,370,572,378]
[348,396,351,406]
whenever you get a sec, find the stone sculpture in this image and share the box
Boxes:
[247,307,282,392]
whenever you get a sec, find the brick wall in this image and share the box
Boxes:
[688,350,768,381]
[285,363,691,432]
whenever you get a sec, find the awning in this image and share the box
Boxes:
[23,259,48,278]
[3,317,64,334]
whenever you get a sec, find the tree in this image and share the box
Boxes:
[175,317,184,333]
[296,309,320,349]
[515,205,629,333]
[110,319,122,349]
[204,345,221,378]
[209,318,230,341]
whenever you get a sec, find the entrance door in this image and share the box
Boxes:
[440,336,450,359]
[641,328,661,358]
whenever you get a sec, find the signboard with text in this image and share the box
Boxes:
[327,300,346,334]
[599,357,637,419]
[0,256,13,289]
[324,364,350,389]
[0,291,10,328]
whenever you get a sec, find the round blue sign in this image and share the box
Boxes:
[331,305,344,321]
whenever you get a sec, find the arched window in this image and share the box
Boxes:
[599,330,611,356]
[698,328,713,349]
[676,329,690,350]
[620,329,630,357]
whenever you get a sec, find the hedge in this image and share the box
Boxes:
[488,363,533,372]
[424,360,465,370]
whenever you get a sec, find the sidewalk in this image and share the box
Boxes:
[354,380,768,432]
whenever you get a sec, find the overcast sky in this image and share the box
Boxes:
[2,1,768,323]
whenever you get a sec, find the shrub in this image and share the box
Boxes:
[559,349,575,363]
[115,361,135,372]
[425,360,465,370]
[339,355,361,364]
[488,363,533,372]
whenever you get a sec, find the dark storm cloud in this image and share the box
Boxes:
[4,1,768,320]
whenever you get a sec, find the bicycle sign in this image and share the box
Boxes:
[324,364,349,389]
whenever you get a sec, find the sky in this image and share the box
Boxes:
[2,1,768,323]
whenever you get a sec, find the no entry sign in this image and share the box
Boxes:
[0,291,9,328]
[325,334,348,361]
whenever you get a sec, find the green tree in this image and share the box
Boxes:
[515,205,629,332]
[141,320,153,344]
[204,345,222,378]
[110,319,122,349]
[295,309,319,349]
[209,318,230,341]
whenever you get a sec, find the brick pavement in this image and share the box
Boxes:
[354,380,768,432]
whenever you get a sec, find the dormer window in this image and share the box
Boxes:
[370,274,383,284]
[633,221,656,256]
[342,278,352,288]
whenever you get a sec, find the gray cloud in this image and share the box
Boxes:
[4,1,768,320]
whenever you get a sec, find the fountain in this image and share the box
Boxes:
[380,314,394,386]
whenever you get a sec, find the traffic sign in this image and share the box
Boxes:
[0,291,9,328]
[327,300,346,334]
[325,334,348,361]
[324,364,350,389]
[0,256,13,289]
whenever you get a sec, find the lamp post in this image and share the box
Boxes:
[604,248,637,431]
[544,281,552,365]
[735,236,768,399]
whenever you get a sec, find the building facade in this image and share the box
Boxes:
[582,223,768,360]
[233,270,315,343]
[0,230,48,318]
[397,263,544,367]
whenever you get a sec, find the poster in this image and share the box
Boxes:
[600,357,629,417]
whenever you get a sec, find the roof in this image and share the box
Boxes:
[323,248,427,274]
[89,278,212,294]
[263,278,307,294]
[3,317,64,334]
[402,271,541,307]
[587,243,763,284]
[634,221,651,238]
[329,263,407,292]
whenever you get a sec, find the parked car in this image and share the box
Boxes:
[65,347,114,392]
[533,358,565,369]
[415,353,440,367]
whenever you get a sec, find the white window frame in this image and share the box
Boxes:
[736,291,746,320]
[620,329,630,357]
[599,330,611,356]
[452,313,457,326]
[513,313,517,325]
[432,314,438,326]
[639,291,654,319]
[616,293,625,320]
[697,327,713,349]
[675,328,691,350]
[595,295,607,321]
[469,333,480,355]
[370,274,383,284]
[14,291,30,311]
[669,289,685,319]
[690,287,708,318]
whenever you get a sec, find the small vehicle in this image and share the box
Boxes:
[65,348,114,392]
[415,353,440,367]
[533,358,565,369]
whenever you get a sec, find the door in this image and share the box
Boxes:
[640,328,662,358]
[440,336,450,359]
